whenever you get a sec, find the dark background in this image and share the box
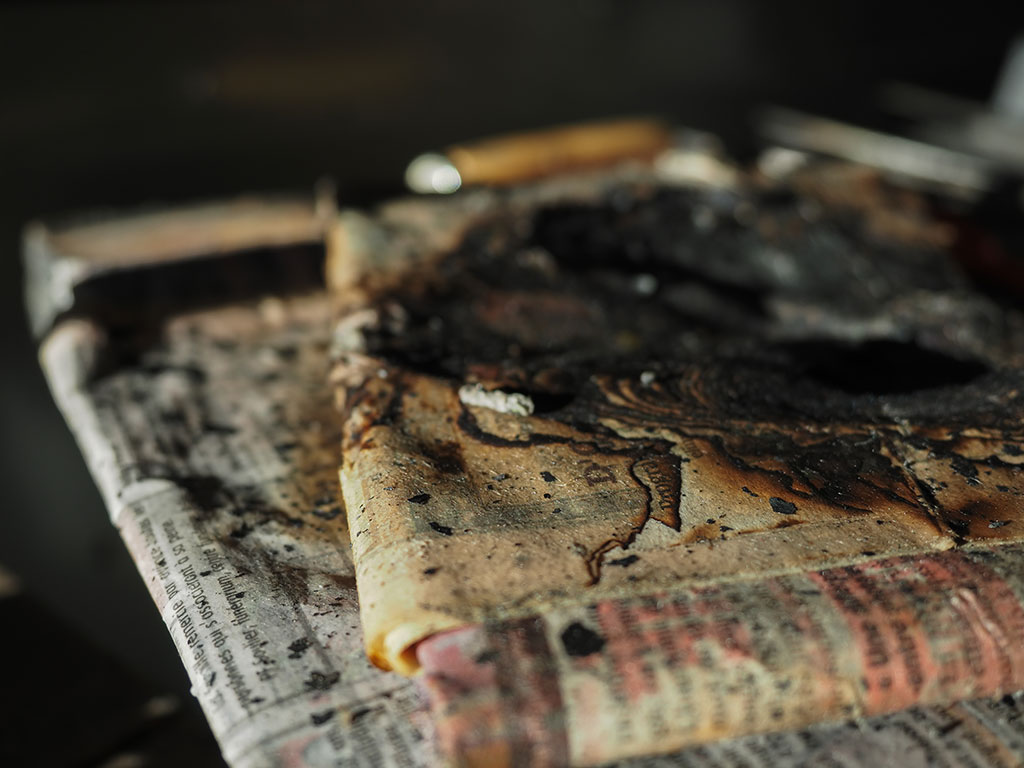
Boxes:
[1,3,1022,765]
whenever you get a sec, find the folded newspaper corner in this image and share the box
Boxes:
[327,154,1024,764]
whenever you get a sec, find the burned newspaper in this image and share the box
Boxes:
[328,155,1024,764]
[27,130,1024,768]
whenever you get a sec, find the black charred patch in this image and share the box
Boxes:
[304,671,341,691]
[203,422,238,436]
[429,441,465,474]
[527,391,577,414]
[769,497,798,515]
[176,475,230,514]
[561,622,606,657]
[287,638,311,659]
[428,521,453,536]
[311,710,335,726]
[408,493,431,504]
[350,707,375,723]
[312,504,343,521]
[608,554,640,568]
[949,455,981,486]
[790,339,989,396]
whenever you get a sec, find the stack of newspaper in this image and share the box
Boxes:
[29,150,1024,767]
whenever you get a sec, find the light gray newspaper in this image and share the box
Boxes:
[40,298,434,768]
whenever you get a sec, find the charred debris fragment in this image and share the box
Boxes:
[361,170,1023,427]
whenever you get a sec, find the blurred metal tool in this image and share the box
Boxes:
[994,35,1024,121]
[876,37,1024,176]
[405,117,672,193]
[757,106,994,199]
[758,35,1024,204]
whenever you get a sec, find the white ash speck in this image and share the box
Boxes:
[632,273,659,296]
[458,383,535,416]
